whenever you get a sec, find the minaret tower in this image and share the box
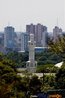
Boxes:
[26,34,37,73]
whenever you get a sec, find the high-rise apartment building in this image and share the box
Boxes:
[53,26,63,42]
[4,26,17,50]
[17,32,29,52]
[35,24,42,46]
[26,23,35,35]
[20,32,29,52]
[0,33,4,46]
[41,26,48,47]
[26,23,47,47]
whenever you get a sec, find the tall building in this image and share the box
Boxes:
[4,26,17,50]
[26,23,47,47]
[20,32,29,52]
[26,23,35,35]
[35,24,47,47]
[53,26,63,42]
[17,32,29,52]
[0,33,5,53]
[16,32,22,51]
[35,24,43,46]
[41,26,48,47]
[0,33,4,46]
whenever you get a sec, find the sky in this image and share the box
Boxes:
[0,0,65,32]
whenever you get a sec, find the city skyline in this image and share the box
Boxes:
[0,24,64,53]
[0,0,65,32]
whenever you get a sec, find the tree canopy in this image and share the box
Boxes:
[0,53,27,98]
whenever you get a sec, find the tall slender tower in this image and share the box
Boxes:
[26,34,37,73]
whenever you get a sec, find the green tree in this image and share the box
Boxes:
[55,63,65,89]
[37,64,58,73]
[0,53,27,98]
[49,36,65,89]
[29,75,42,94]
[7,51,28,68]
[49,37,65,54]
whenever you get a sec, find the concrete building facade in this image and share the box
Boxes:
[20,32,29,52]
[53,26,63,42]
[26,23,48,47]
[17,32,29,52]
[4,26,17,50]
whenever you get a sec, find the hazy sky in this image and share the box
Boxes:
[0,0,65,32]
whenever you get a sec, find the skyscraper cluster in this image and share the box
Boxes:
[4,26,29,52]
[26,23,47,47]
[0,23,64,53]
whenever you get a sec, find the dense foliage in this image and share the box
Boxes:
[36,64,58,73]
[35,50,63,65]
[6,50,65,68]
[55,63,65,89]
[0,35,65,97]
[49,36,65,90]
[0,53,27,98]
[7,51,28,68]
